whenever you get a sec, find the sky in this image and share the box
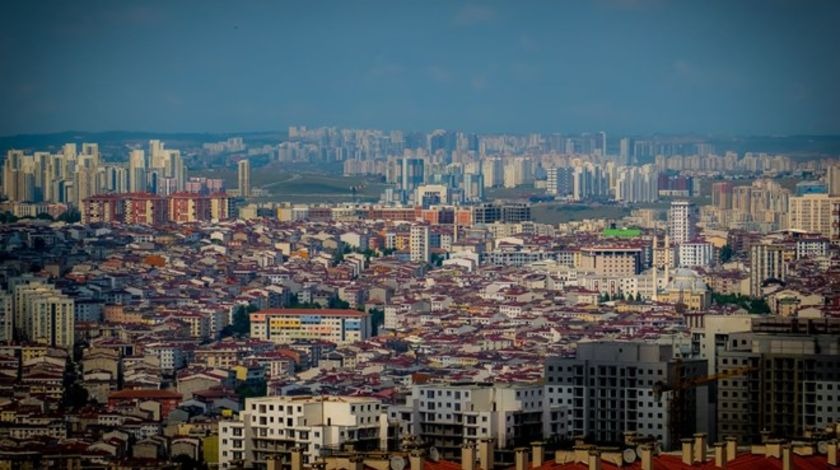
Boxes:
[1,0,839,136]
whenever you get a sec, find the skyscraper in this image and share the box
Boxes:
[619,137,631,164]
[128,149,147,192]
[711,182,734,210]
[238,159,251,198]
[398,157,425,192]
[668,200,698,244]
[827,163,840,196]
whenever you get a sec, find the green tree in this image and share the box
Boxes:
[328,297,351,309]
[58,208,81,223]
[719,244,733,263]
[369,308,385,336]
[223,304,259,337]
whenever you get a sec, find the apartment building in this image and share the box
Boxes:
[249,309,371,345]
[715,318,840,444]
[389,383,545,462]
[544,342,708,450]
[219,395,387,469]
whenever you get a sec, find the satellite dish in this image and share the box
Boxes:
[429,447,440,462]
[390,456,406,470]
[818,441,828,454]
[622,448,637,463]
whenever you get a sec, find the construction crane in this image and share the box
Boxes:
[653,365,756,402]
[653,361,756,449]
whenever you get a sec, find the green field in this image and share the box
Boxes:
[195,165,390,203]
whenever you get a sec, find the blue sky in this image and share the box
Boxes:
[1,0,838,135]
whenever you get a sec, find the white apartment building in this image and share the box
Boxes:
[678,242,714,268]
[218,396,387,469]
[410,225,430,264]
[387,383,546,461]
[668,200,698,244]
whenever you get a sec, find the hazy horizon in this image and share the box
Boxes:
[2,0,839,136]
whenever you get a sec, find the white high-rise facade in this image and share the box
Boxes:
[668,200,698,244]
[410,225,430,264]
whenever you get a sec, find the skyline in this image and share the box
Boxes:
[2,0,840,136]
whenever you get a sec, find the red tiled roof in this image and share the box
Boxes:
[108,389,182,400]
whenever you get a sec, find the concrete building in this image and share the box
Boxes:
[546,167,573,197]
[238,159,252,198]
[545,342,708,451]
[249,309,371,346]
[749,243,787,297]
[218,395,387,469]
[409,225,431,264]
[578,247,643,276]
[677,242,714,268]
[715,318,840,444]
[668,201,698,245]
[390,383,545,462]
[787,194,840,240]
[11,280,74,349]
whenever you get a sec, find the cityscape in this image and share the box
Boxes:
[1,1,840,470]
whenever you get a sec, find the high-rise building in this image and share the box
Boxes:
[410,225,430,264]
[827,163,840,196]
[481,158,503,188]
[614,165,658,203]
[668,201,698,244]
[788,194,840,240]
[463,172,484,201]
[711,182,734,210]
[398,157,425,192]
[572,163,608,201]
[546,167,574,197]
[390,383,545,461]
[128,149,146,193]
[503,157,532,188]
[619,137,632,164]
[715,318,840,444]
[219,395,387,469]
[238,159,252,198]
[11,280,74,349]
[749,243,787,297]
[545,342,708,450]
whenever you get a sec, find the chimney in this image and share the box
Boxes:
[680,438,693,465]
[410,450,424,470]
[531,442,545,468]
[291,447,304,470]
[725,436,738,463]
[267,457,281,470]
[713,442,727,468]
[587,449,601,470]
[351,455,365,470]
[693,433,707,463]
[478,438,495,470]
[828,440,838,467]
[462,442,476,470]
[766,439,784,459]
[639,444,653,470]
[781,444,792,470]
[514,447,529,470]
